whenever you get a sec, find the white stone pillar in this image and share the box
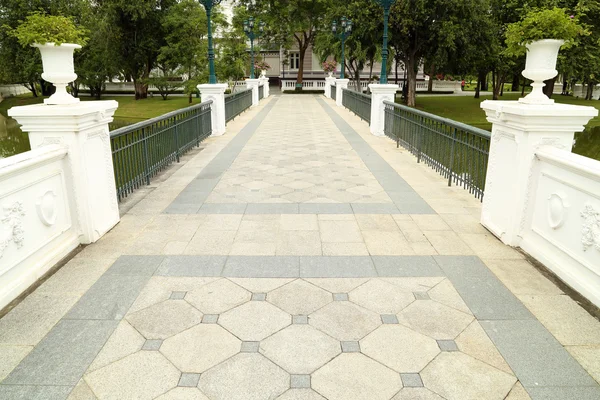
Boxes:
[480,100,597,246]
[368,84,399,136]
[246,79,261,107]
[335,79,349,107]
[8,101,121,244]
[198,83,227,136]
[325,76,336,99]
[260,77,270,97]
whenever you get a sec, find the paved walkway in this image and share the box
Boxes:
[1,95,599,400]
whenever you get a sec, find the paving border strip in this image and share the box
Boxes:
[164,95,436,215]
[2,255,598,400]
[315,97,435,214]
[164,97,280,214]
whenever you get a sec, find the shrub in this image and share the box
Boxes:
[7,11,88,47]
[505,8,587,56]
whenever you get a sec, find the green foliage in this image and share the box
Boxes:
[149,73,182,100]
[505,8,587,56]
[7,11,88,46]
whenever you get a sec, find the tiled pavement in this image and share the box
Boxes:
[1,96,600,400]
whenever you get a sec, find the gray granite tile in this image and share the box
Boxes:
[298,203,353,214]
[245,203,299,214]
[251,293,267,301]
[0,385,73,400]
[291,374,311,389]
[400,373,424,388]
[525,386,600,400]
[436,340,458,351]
[434,256,534,320]
[64,275,149,320]
[202,314,219,324]
[3,319,117,386]
[333,293,349,301]
[381,314,399,324]
[480,319,598,388]
[241,341,260,353]
[224,256,300,278]
[293,315,308,325]
[142,339,163,351]
[155,256,227,277]
[163,203,201,214]
[178,373,201,387]
[413,291,430,300]
[350,203,401,214]
[198,203,248,214]
[299,256,377,278]
[371,256,443,277]
[170,291,187,300]
[105,255,164,276]
[341,341,360,353]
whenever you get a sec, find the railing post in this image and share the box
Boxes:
[479,100,597,246]
[198,83,227,136]
[174,119,181,162]
[9,100,121,244]
[246,79,261,107]
[417,115,423,162]
[335,78,349,107]
[447,127,457,186]
[368,83,399,136]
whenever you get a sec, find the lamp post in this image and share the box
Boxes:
[373,0,396,84]
[331,17,352,79]
[200,0,222,84]
[243,17,265,79]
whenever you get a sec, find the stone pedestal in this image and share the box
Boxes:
[368,84,399,136]
[198,83,227,136]
[325,76,336,98]
[480,100,597,246]
[335,79,349,107]
[246,79,261,107]
[260,77,270,98]
[9,101,120,244]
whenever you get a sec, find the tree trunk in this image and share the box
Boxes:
[481,72,489,91]
[296,44,309,89]
[427,63,435,92]
[474,71,482,99]
[543,77,556,98]
[25,82,38,97]
[394,59,399,84]
[511,71,520,92]
[586,83,593,100]
[562,78,568,95]
[406,56,417,107]
[521,76,526,96]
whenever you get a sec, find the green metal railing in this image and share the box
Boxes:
[383,101,490,200]
[110,101,212,201]
[342,89,371,122]
[225,88,252,122]
[259,84,264,100]
[331,83,337,101]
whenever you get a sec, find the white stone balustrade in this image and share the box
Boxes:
[368,84,399,137]
[1,100,120,309]
[335,79,349,107]
[246,79,261,107]
[481,100,600,307]
[198,83,227,136]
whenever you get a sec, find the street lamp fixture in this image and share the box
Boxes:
[243,17,265,79]
[331,16,352,79]
[200,0,222,84]
[373,0,396,84]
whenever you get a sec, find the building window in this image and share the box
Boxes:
[289,52,300,70]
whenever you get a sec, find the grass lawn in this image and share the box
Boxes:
[0,93,202,122]
[401,92,600,161]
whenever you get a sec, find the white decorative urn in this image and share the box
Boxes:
[520,39,564,105]
[261,70,267,77]
[328,71,334,78]
[33,43,81,105]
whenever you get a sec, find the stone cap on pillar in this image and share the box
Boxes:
[197,83,228,94]
[8,101,118,133]
[481,100,598,133]
[245,79,261,87]
[368,83,399,94]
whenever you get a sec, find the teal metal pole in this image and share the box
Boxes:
[380,6,390,84]
[250,37,255,79]
[341,37,345,80]
[207,8,216,84]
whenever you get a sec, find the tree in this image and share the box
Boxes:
[217,5,250,91]
[236,0,332,87]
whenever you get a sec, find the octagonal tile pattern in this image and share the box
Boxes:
[260,324,341,374]
[198,353,289,400]
[309,301,381,341]
[349,279,415,314]
[161,324,240,373]
[185,279,251,314]
[397,299,474,340]
[312,353,402,400]
[126,300,203,340]
[219,301,291,341]
[268,279,332,315]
